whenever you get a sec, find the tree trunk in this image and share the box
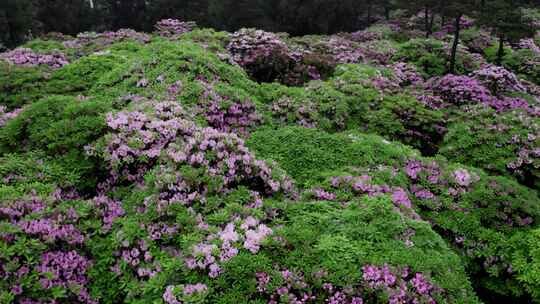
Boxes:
[429,10,435,32]
[496,35,505,66]
[425,6,430,38]
[384,6,390,20]
[449,14,462,74]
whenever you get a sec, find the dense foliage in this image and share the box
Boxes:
[1,4,540,304]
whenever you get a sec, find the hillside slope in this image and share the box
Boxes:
[1,16,540,304]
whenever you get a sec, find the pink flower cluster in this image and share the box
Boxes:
[0,48,69,68]
[323,37,364,64]
[153,126,294,210]
[256,268,366,303]
[98,99,192,188]
[422,69,536,114]
[518,38,540,54]
[155,19,197,38]
[486,96,539,115]
[404,157,536,230]
[471,65,526,95]
[244,222,273,253]
[389,62,423,87]
[226,28,328,84]
[227,28,293,67]
[426,74,493,105]
[101,29,151,44]
[0,106,23,127]
[270,97,318,128]
[197,80,262,136]
[18,218,84,245]
[163,283,208,304]
[0,189,128,302]
[452,168,476,187]
[0,193,87,246]
[36,251,96,303]
[185,217,273,278]
[362,264,440,304]
[112,239,162,279]
[330,175,414,210]
[63,29,150,49]
[404,159,442,184]
[256,269,315,304]
[183,283,208,296]
[313,188,337,201]
[91,195,124,231]
[504,122,540,173]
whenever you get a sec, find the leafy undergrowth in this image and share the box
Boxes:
[1,15,540,304]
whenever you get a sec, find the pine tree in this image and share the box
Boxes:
[443,0,478,74]
[479,0,535,65]
[395,0,439,37]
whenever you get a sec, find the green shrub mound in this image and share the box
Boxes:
[248,126,540,301]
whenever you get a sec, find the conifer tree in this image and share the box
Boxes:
[479,0,535,65]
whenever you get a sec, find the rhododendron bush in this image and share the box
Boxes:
[1,15,540,304]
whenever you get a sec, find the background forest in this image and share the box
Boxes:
[3,0,539,48]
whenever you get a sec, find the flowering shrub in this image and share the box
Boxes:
[362,264,442,303]
[359,39,397,65]
[440,106,540,190]
[471,64,526,95]
[362,94,446,155]
[155,19,197,38]
[0,48,69,68]
[323,174,419,219]
[349,24,392,42]
[227,29,332,85]
[249,126,540,300]
[517,38,540,55]
[323,37,364,64]
[426,74,493,105]
[226,28,296,83]
[388,62,423,86]
[163,283,209,303]
[196,80,262,136]
[0,188,118,303]
[461,27,494,53]
[260,81,355,132]
[62,29,150,52]
[254,264,443,304]
[267,196,480,303]
[269,96,319,128]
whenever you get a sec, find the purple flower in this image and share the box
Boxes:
[1,48,69,68]
[391,189,412,209]
[155,19,197,37]
[453,169,473,187]
[426,74,493,105]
